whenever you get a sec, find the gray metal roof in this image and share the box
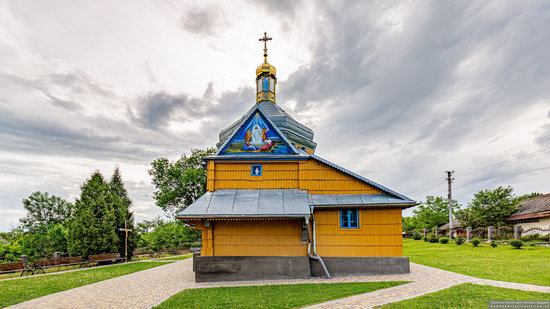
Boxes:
[217,101,317,152]
[178,189,310,218]
[177,190,416,219]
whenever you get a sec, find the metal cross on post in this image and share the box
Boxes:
[118,218,133,261]
[258,32,272,61]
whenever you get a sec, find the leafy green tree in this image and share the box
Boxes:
[515,192,542,203]
[110,167,137,259]
[138,220,200,251]
[412,196,460,229]
[19,224,69,259]
[68,171,119,257]
[19,191,72,231]
[402,216,419,233]
[0,242,22,263]
[456,186,519,228]
[149,148,216,216]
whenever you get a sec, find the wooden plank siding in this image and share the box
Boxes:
[207,159,382,194]
[198,158,402,257]
[314,208,403,256]
[192,219,306,256]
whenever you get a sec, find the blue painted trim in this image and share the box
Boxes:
[339,208,359,229]
[251,164,263,176]
[216,105,300,156]
[204,155,309,162]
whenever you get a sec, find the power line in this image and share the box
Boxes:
[408,136,550,197]
[410,181,446,197]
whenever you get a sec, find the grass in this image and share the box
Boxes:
[404,238,550,286]
[0,261,171,307]
[381,283,550,308]
[155,281,407,309]
[155,253,193,261]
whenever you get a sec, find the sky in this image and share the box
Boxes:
[1,0,549,231]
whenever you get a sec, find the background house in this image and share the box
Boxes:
[506,193,550,235]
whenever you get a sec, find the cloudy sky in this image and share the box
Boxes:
[1,1,549,231]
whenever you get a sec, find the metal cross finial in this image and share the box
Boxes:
[258,32,272,62]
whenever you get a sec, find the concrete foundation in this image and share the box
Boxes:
[192,254,410,282]
[310,256,410,277]
[193,254,311,282]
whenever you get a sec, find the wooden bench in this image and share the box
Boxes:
[131,249,153,261]
[88,253,126,265]
[151,250,181,259]
[0,261,32,276]
[32,256,88,274]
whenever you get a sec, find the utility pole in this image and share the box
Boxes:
[445,171,455,239]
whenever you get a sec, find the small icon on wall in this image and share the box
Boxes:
[251,164,263,176]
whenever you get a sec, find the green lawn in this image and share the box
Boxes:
[0,261,171,307]
[381,283,550,308]
[156,282,407,309]
[155,253,193,261]
[404,239,550,286]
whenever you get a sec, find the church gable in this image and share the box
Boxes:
[300,159,383,195]
[219,109,297,155]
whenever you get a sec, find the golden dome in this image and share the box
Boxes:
[256,61,276,78]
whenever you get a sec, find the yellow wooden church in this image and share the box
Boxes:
[178,33,416,282]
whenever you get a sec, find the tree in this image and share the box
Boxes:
[149,148,216,216]
[110,167,137,259]
[402,216,419,233]
[68,171,119,257]
[20,224,68,259]
[457,186,519,228]
[138,220,200,251]
[19,191,72,231]
[515,192,542,203]
[412,196,460,229]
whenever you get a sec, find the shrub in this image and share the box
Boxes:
[521,233,548,242]
[429,235,439,243]
[413,232,422,240]
[490,241,497,248]
[510,240,523,249]
[439,237,449,244]
[472,238,481,247]
[455,237,465,245]
[422,236,428,242]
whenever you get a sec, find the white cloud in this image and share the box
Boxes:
[0,0,549,229]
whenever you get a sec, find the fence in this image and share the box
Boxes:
[411,225,550,242]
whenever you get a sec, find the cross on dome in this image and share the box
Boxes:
[258,32,272,62]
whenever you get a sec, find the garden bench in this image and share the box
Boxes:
[88,253,126,265]
[0,261,32,276]
[32,256,88,274]
[131,249,154,261]
[151,250,181,258]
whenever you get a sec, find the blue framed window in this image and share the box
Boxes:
[251,164,262,176]
[340,208,359,228]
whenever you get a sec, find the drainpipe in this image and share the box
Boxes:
[307,208,331,279]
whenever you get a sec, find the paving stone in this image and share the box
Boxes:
[8,259,550,309]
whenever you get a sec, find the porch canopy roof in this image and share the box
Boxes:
[177,189,416,219]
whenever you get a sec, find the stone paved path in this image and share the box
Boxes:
[9,259,550,309]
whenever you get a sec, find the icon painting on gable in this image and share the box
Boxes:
[222,112,292,154]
